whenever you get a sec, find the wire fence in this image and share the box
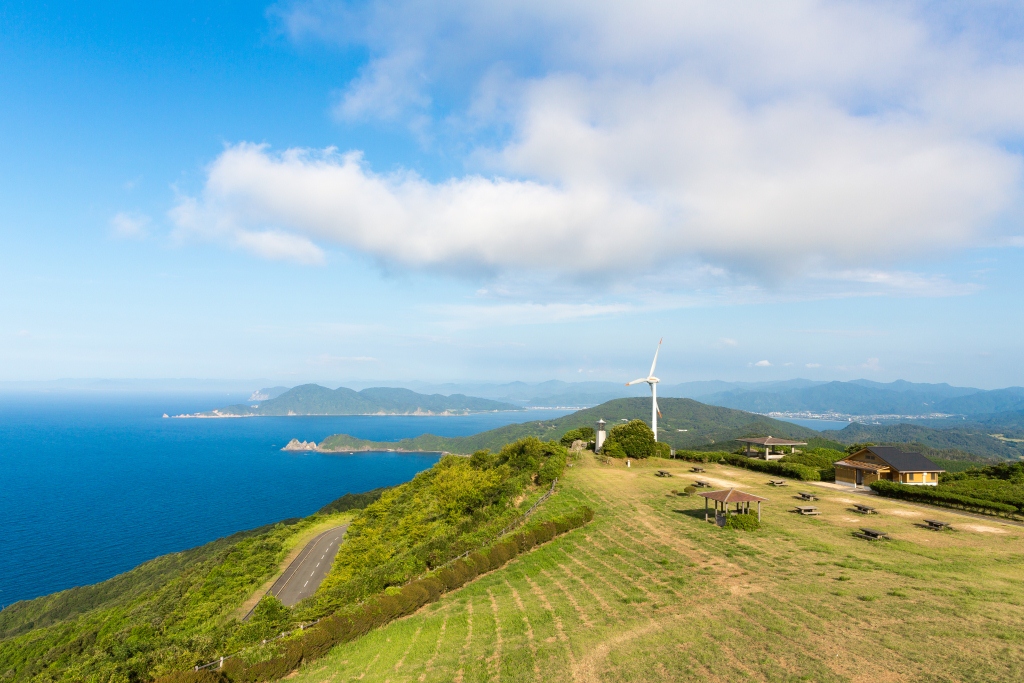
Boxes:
[192,478,557,672]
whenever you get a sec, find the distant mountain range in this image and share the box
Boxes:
[343,378,1024,418]
[194,384,520,416]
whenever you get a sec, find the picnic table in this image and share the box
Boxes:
[655,470,672,477]
[690,466,706,473]
[768,479,787,486]
[797,492,819,501]
[795,505,820,516]
[924,519,952,531]
[855,528,889,541]
[694,480,711,488]
[852,503,877,514]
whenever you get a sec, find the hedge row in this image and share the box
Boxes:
[155,506,594,683]
[869,480,1019,517]
[720,454,820,481]
[673,451,731,463]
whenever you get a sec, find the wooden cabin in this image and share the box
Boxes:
[834,446,944,488]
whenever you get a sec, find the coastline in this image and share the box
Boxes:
[171,409,520,418]
[281,438,445,455]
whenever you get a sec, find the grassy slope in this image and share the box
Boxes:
[319,397,839,454]
[291,456,1024,683]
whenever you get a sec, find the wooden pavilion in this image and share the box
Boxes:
[736,436,807,460]
[698,488,769,524]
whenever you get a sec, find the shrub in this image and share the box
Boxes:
[721,454,820,481]
[723,513,760,531]
[870,480,1018,516]
[603,420,656,459]
[602,440,627,458]
[537,446,567,485]
[674,451,728,463]
[654,442,672,459]
[560,427,595,447]
[683,486,697,496]
[782,448,843,481]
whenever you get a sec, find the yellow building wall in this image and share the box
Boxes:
[835,466,856,484]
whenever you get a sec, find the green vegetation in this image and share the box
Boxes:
[558,426,594,446]
[723,512,760,531]
[316,487,389,515]
[602,419,656,459]
[673,450,820,480]
[300,438,568,619]
[869,461,1024,519]
[158,507,593,683]
[280,455,1024,683]
[320,397,832,455]
[205,384,519,417]
[781,447,844,481]
[0,491,378,683]
[823,423,1023,461]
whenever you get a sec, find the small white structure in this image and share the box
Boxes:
[595,419,607,452]
[626,338,663,441]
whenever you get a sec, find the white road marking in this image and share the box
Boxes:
[316,562,320,567]
[304,580,308,587]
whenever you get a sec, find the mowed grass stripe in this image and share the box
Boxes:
[289,457,1024,683]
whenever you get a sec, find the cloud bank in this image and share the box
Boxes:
[174,1,1024,283]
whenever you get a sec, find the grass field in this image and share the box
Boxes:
[288,454,1024,683]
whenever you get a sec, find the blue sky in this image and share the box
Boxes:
[1,1,1023,388]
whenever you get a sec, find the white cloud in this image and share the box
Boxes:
[806,362,822,368]
[192,1,1024,285]
[719,337,738,347]
[110,212,150,239]
[753,359,772,367]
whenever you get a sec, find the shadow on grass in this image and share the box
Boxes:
[672,508,712,522]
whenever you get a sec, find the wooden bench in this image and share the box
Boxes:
[768,479,787,486]
[797,492,818,501]
[795,505,820,516]
[690,466,706,473]
[655,470,672,477]
[694,480,711,488]
[924,519,952,530]
[854,528,889,541]
[852,503,877,514]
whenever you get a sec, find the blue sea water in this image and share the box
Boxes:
[774,417,853,431]
[0,394,572,607]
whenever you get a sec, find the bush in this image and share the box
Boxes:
[782,448,843,481]
[683,486,697,496]
[721,454,820,481]
[870,480,1018,516]
[602,439,627,458]
[537,446,567,485]
[560,427,595,447]
[603,420,656,459]
[654,442,672,459]
[723,513,760,531]
[674,451,728,463]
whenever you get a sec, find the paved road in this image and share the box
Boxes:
[269,524,349,607]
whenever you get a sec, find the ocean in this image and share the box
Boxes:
[0,394,571,607]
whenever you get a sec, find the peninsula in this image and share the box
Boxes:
[175,384,520,417]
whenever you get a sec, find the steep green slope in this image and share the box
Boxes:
[202,385,519,416]
[821,422,1024,460]
[319,397,834,454]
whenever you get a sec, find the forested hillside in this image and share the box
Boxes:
[318,397,833,453]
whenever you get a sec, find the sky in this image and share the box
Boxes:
[1,0,1023,389]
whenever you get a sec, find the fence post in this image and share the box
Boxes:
[219,656,224,669]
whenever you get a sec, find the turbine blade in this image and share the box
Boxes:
[649,338,662,377]
[626,378,648,386]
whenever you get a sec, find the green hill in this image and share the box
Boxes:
[821,422,1024,461]
[198,385,519,416]
[319,397,835,454]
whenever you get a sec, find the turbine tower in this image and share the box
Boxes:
[626,338,663,441]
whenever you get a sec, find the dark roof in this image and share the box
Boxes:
[833,459,886,472]
[863,446,944,472]
[698,488,769,503]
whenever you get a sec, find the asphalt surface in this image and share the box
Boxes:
[269,524,349,607]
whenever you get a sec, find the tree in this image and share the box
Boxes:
[603,420,656,459]
[559,427,595,447]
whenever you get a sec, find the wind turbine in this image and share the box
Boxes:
[626,338,663,441]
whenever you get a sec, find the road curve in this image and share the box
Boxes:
[268,524,349,608]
